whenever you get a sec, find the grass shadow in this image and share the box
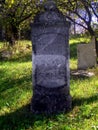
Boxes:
[70,43,78,59]
[0,104,60,130]
[0,104,36,130]
[72,93,98,108]
[0,74,32,93]
[0,93,98,130]
[0,69,6,77]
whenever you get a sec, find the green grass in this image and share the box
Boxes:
[0,37,98,130]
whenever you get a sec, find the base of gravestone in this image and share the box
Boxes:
[31,86,72,115]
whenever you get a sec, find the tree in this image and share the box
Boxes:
[1,0,40,45]
[1,0,98,45]
[57,0,98,36]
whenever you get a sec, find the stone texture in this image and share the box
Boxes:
[31,0,71,114]
[77,38,97,69]
[71,70,95,78]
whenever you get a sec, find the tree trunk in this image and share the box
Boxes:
[5,25,19,46]
[87,25,95,36]
[73,19,76,35]
[87,25,98,58]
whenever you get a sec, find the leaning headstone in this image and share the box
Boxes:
[31,0,71,114]
[77,37,97,69]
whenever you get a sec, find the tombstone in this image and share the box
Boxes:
[77,37,97,69]
[31,0,71,114]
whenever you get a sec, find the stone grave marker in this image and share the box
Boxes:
[77,37,97,69]
[31,0,71,114]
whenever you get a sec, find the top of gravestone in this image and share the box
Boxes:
[44,0,57,11]
[33,0,70,26]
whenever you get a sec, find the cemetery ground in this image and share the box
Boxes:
[0,36,98,130]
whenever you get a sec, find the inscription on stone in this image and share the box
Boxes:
[34,34,66,55]
[35,55,67,88]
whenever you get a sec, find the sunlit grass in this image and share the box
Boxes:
[70,35,91,44]
[70,58,77,70]
[0,62,32,116]
[0,36,98,130]
[0,41,5,49]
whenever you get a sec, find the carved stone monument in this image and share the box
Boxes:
[31,0,71,114]
[77,37,97,69]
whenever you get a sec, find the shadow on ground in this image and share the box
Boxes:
[72,93,98,107]
[70,43,78,59]
[9,52,32,63]
[0,74,32,93]
[0,93,98,130]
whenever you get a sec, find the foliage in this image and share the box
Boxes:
[0,37,98,130]
[0,0,41,45]
[0,0,98,45]
[57,0,98,36]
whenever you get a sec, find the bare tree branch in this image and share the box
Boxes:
[66,15,88,30]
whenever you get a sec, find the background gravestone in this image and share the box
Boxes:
[31,0,71,114]
[77,37,97,70]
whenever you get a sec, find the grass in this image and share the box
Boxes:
[0,37,98,130]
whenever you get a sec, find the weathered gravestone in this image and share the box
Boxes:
[31,0,71,114]
[77,37,97,70]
